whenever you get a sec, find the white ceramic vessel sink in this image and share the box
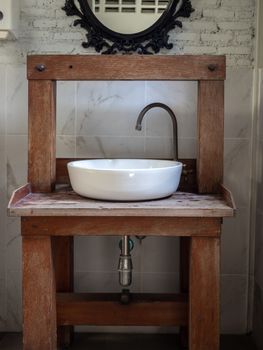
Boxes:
[68,159,183,201]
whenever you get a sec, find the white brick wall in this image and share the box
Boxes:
[0,0,256,66]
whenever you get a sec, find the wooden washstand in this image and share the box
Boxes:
[8,55,235,350]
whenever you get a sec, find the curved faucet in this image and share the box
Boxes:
[135,102,179,160]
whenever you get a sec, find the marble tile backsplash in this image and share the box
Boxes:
[0,65,254,333]
[57,80,198,160]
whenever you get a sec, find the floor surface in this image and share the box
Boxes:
[0,333,258,350]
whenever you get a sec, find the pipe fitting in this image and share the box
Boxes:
[118,235,133,287]
[118,254,133,287]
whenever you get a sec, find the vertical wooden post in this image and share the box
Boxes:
[26,80,58,349]
[28,80,56,193]
[197,80,224,194]
[189,237,220,350]
[23,236,57,350]
[53,237,74,347]
[179,237,190,348]
[28,79,74,346]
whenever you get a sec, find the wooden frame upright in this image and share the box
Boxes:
[8,55,235,350]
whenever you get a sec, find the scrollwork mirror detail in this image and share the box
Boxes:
[62,0,194,54]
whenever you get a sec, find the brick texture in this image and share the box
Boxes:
[0,0,256,64]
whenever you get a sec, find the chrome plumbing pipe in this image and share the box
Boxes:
[118,235,133,287]
[123,235,129,255]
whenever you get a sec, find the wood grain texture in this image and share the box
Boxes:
[53,237,74,291]
[221,185,237,211]
[179,237,190,348]
[28,55,226,81]
[8,183,31,206]
[9,185,234,218]
[28,80,56,193]
[52,237,74,348]
[21,216,221,237]
[23,236,57,350]
[189,237,220,350]
[197,80,224,194]
[57,293,188,326]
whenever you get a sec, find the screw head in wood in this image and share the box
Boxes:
[208,64,218,72]
[35,64,46,72]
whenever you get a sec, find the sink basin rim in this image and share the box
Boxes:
[67,159,182,172]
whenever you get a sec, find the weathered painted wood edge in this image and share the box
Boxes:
[27,55,226,81]
[8,183,31,209]
[8,183,235,218]
[220,184,237,214]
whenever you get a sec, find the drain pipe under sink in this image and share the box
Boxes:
[118,235,133,287]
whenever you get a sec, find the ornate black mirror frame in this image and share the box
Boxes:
[62,0,194,54]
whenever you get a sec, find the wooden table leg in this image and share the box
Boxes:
[189,237,220,350]
[53,237,74,348]
[23,236,57,350]
[179,237,190,348]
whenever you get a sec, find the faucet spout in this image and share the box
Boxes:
[135,103,179,160]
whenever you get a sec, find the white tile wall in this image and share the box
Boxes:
[0,64,255,334]
[76,81,146,137]
[6,135,27,197]
[225,68,253,139]
[6,66,28,135]
[253,69,263,348]
[74,236,120,273]
[145,81,197,138]
[57,81,76,136]
[224,139,251,208]
[221,207,250,275]
[221,275,248,334]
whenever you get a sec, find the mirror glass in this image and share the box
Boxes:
[86,0,171,34]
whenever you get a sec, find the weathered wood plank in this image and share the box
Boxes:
[28,80,56,193]
[23,236,57,350]
[21,216,221,237]
[53,237,74,348]
[57,293,188,326]
[197,80,224,193]
[28,55,226,81]
[9,185,234,218]
[189,237,220,350]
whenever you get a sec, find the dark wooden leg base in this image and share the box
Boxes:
[57,326,74,349]
[53,237,74,348]
[179,237,190,348]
